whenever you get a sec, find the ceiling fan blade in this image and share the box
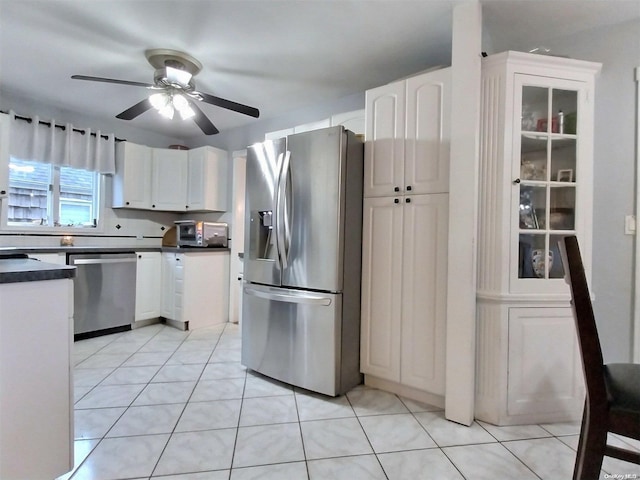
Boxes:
[198,92,260,118]
[189,100,219,135]
[116,98,153,120]
[71,75,153,88]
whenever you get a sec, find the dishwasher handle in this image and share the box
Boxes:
[70,257,137,266]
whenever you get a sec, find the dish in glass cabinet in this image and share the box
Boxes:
[531,249,553,278]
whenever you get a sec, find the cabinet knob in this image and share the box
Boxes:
[394,186,400,192]
[1,190,7,195]
[406,185,412,191]
[152,204,156,208]
[185,206,189,209]
[405,198,411,203]
[513,178,521,184]
[394,198,400,204]
[138,255,142,259]
[126,201,130,205]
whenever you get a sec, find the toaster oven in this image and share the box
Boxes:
[174,221,228,248]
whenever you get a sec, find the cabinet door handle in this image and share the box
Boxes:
[394,198,400,204]
[406,185,412,191]
[394,186,400,192]
[406,198,411,203]
[513,178,521,184]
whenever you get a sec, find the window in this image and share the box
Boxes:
[7,158,100,228]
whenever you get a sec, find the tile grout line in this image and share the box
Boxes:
[147,323,228,478]
[68,325,170,479]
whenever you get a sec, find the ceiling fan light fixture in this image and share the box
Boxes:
[172,93,189,110]
[178,104,195,120]
[165,66,192,87]
[158,103,175,120]
[149,92,168,110]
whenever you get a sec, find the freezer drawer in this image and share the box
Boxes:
[241,284,359,396]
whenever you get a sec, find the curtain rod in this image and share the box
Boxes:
[1,110,126,142]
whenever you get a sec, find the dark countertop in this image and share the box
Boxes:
[0,246,230,254]
[161,247,231,254]
[0,258,76,284]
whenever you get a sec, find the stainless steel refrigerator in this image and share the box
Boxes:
[241,126,363,396]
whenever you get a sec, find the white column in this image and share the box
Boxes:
[445,1,482,426]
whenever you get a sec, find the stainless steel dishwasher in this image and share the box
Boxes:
[68,252,137,339]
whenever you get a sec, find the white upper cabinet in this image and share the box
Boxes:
[365,81,406,197]
[265,128,294,141]
[113,142,229,212]
[293,119,331,134]
[264,110,365,141]
[151,148,187,211]
[187,146,228,212]
[113,141,153,209]
[331,109,365,135]
[364,68,451,197]
[405,69,451,195]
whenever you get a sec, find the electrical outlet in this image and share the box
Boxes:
[625,215,636,235]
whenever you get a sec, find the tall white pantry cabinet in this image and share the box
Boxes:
[476,51,601,425]
[360,67,451,405]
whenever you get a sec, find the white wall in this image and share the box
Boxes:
[485,19,640,363]
[0,89,185,148]
[547,19,639,363]
[209,92,365,152]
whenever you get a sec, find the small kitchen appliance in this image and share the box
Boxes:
[175,220,228,247]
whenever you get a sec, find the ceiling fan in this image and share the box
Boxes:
[71,49,260,135]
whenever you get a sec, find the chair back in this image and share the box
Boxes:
[559,235,608,407]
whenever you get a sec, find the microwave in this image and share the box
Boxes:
[174,221,228,248]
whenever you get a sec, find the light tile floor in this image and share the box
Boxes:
[59,323,640,480]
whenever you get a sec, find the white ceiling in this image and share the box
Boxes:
[1,0,638,141]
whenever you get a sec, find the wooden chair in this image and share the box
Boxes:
[559,235,640,479]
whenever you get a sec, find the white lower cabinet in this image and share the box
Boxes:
[507,307,584,417]
[161,252,182,321]
[475,303,585,425]
[161,251,230,329]
[135,251,161,322]
[361,193,448,402]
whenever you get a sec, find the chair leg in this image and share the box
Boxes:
[574,407,608,480]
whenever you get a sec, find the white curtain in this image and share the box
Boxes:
[7,110,116,174]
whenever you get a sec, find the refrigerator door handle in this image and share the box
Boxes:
[276,150,291,269]
[244,287,332,306]
[282,150,292,266]
[273,152,284,269]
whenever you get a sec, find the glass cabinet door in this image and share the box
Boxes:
[516,80,579,281]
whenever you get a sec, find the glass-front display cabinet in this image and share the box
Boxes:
[475,51,601,426]
[516,82,578,283]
